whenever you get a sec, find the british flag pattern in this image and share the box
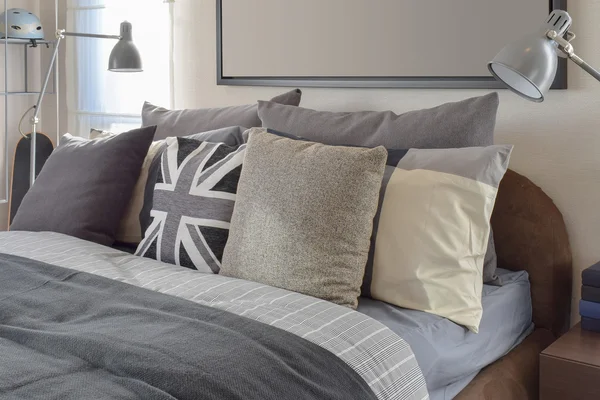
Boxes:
[136,137,246,273]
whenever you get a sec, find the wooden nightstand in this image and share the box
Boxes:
[540,323,600,399]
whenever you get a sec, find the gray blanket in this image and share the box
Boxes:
[0,253,377,400]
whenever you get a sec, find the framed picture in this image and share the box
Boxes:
[217,0,567,89]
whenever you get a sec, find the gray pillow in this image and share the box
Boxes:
[257,94,501,283]
[220,130,387,309]
[140,126,248,237]
[143,89,302,140]
[10,126,156,246]
[257,93,498,148]
[136,137,246,273]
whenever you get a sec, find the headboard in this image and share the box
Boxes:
[491,169,572,337]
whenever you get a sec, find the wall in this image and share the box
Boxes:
[0,0,41,229]
[173,0,600,324]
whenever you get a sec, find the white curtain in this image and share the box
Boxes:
[66,0,172,136]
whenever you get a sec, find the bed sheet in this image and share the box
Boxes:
[358,268,533,400]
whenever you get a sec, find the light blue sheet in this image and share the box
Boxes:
[357,268,534,400]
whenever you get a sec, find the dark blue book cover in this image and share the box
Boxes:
[581,317,600,332]
[582,285,600,303]
[582,261,600,288]
[580,300,600,319]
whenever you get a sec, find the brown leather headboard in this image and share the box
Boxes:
[491,169,572,337]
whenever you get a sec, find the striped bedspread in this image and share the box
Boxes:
[0,231,429,400]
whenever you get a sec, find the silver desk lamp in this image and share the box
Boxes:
[21,21,143,186]
[489,10,600,102]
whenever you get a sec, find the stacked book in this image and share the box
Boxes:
[581,262,600,332]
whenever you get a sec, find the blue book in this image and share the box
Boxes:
[582,285,600,303]
[580,300,600,319]
[582,261,600,288]
[582,317,600,332]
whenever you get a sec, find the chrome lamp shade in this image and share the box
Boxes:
[488,34,559,102]
[488,10,600,102]
[108,21,142,72]
[488,10,572,102]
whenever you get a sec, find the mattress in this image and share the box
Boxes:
[358,268,533,400]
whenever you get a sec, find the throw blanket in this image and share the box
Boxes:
[1,254,375,400]
[0,232,429,400]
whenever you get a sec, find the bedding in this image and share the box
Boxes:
[0,231,429,400]
[358,268,534,400]
[257,94,501,284]
[136,137,246,272]
[220,130,387,309]
[10,127,156,246]
[2,254,378,400]
[143,89,302,140]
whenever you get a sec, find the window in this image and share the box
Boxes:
[66,0,171,135]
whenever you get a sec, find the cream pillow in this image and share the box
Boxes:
[368,146,513,333]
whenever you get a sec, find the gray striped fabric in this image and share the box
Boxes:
[0,231,429,400]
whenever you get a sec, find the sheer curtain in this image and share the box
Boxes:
[66,0,172,136]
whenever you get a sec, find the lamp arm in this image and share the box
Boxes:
[61,31,121,40]
[31,34,62,123]
[569,54,600,82]
[547,30,600,83]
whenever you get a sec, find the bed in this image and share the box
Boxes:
[0,166,571,399]
[456,169,572,399]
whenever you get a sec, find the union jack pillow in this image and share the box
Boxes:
[135,137,246,273]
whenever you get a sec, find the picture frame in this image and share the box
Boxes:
[216,0,567,89]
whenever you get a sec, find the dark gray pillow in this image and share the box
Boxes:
[136,137,246,273]
[258,93,498,149]
[139,126,248,237]
[11,126,156,246]
[143,89,302,139]
[257,94,501,283]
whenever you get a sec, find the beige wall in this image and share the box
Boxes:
[174,0,600,324]
[0,0,41,229]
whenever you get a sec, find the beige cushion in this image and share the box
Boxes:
[220,130,387,309]
[370,146,513,333]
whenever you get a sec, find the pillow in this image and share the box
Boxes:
[370,145,512,332]
[10,126,156,246]
[135,137,246,273]
[220,130,387,309]
[257,95,501,283]
[143,89,302,140]
[254,128,512,332]
[257,93,498,148]
[87,126,247,245]
[138,126,247,243]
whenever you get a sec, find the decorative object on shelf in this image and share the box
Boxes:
[0,8,44,46]
[8,132,53,226]
[489,9,600,102]
[18,21,144,189]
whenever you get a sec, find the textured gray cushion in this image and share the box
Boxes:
[258,94,501,283]
[10,126,156,246]
[136,137,246,273]
[143,89,302,140]
[220,130,387,309]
